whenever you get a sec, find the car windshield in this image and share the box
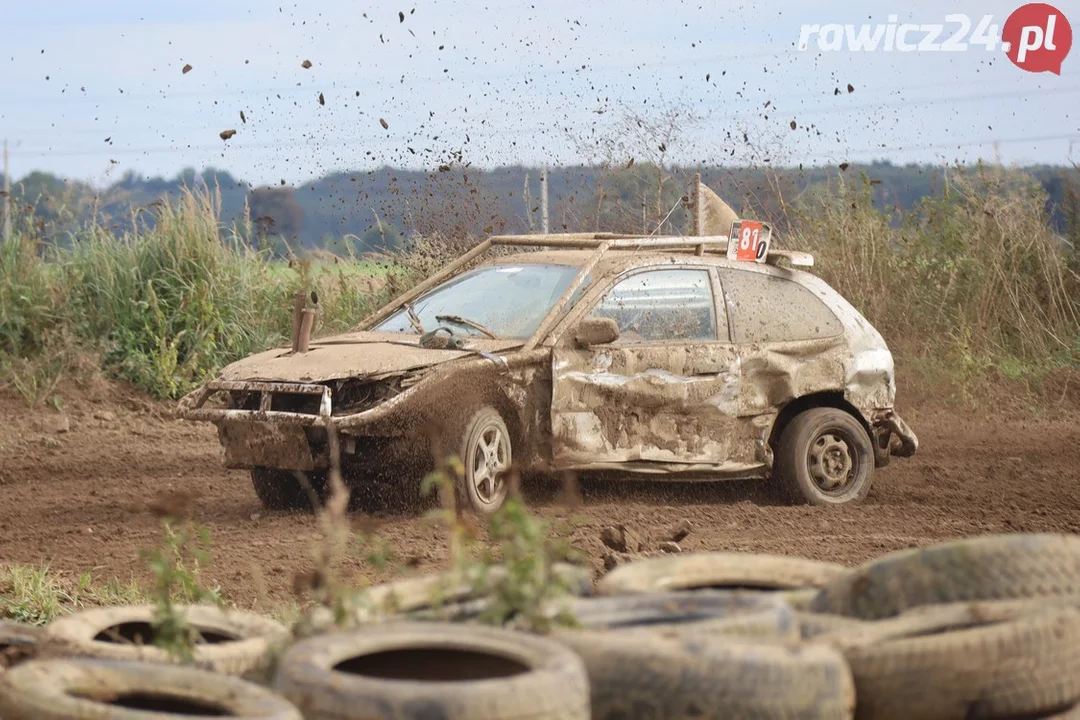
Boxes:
[374,263,584,339]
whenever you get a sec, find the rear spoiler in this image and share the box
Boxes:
[762,249,815,269]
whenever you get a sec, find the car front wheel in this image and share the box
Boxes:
[773,408,874,506]
[457,406,513,515]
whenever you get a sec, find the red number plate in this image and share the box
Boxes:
[736,221,765,262]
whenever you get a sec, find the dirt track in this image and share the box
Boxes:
[2,380,1079,610]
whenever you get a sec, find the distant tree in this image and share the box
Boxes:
[359,223,404,252]
[248,186,305,252]
[7,161,1077,253]
[566,99,701,234]
[587,162,689,234]
[9,171,98,242]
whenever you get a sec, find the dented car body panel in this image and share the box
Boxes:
[178,231,918,485]
[550,344,750,471]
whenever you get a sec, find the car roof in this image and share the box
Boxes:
[484,248,808,283]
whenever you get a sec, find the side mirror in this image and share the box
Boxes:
[574,317,619,348]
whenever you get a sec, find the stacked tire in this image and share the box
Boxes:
[545,532,1080,720]
[6,532,1080,719]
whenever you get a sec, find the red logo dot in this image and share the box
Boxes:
[1003,3,1073,74]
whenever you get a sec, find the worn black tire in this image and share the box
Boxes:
[809,533,1080,620]
[564,589,790,630]
[774,407,875,506]
[0,620,41,668]
[612,604,803,644]
[596,551,851,595]
[0,657,302,719]
[811,601,1080,720]
[40,604,289,677]
[297,563,594,633]
[251,467,326,512]
[782,587,824,610]
[456,406,513,515]
[366,562,593,620]
[272,621,590,720]
[553,627,855,719]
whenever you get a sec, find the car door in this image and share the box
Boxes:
[549,264,763,473]
[713,265,849,419]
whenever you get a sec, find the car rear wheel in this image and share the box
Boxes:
[773,408,874,506]
[457,406,513,515]
[250,467,326,511]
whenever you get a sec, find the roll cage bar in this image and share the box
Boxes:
[354,232,815,352]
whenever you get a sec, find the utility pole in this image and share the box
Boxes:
[540,165,549,235]
[2,139,10,241]
[523,172,534,232]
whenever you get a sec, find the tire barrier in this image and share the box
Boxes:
[272,621,590,719]
[0,657,302,719]
[39,604,289,676]
[7,532,1080,720]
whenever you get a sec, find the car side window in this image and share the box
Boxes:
[716,267,843,343]
[586,268,721,344]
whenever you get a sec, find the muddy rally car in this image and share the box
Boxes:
[178,183,917,514]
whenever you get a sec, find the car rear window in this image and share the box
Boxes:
[716,267,843,344]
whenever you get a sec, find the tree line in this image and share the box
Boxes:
[5,160,1078,255]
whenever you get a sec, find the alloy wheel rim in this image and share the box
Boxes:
[807,430,857,494]
[470,423,510,505]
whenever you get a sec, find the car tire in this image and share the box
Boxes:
[272,621,590,720]
[0,658,304,720]
[594,551,851,595]
[456,406,513,515]
[774,407,874,506]
[250,467,326,511]
[40,604,290,676]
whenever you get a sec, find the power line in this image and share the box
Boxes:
[1,50,1060,107]
[788,85,1080,117]
[6,129,1076,167]
[836,132,1080,159]
[1,47,797,106]
[5,83,1077,146]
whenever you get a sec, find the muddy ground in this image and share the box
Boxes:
[2,377,1079,611]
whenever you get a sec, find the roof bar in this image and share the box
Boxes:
[488,232,813,267]
[354,229,814,332]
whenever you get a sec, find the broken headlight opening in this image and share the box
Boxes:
[225,376,409,417]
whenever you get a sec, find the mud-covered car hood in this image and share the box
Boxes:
[216,331,522,383]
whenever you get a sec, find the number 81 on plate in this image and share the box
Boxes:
[728,220,771,263]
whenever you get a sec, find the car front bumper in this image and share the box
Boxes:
[179,381,342,471]
[870,410,919,467]
[177,380,427,472]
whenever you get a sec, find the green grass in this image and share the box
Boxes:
[0,564,149,625]
[265,259,396,280]
[0,562,306,630]
[0,186,412,402]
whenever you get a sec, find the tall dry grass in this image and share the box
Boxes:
[784,164,1079,389]
[1,164,1076,408]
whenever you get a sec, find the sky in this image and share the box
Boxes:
[1,0,1077,188]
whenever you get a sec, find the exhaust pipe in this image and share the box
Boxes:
[291,289,320,354]
[290,289,306,353]
[297,308,315,353]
